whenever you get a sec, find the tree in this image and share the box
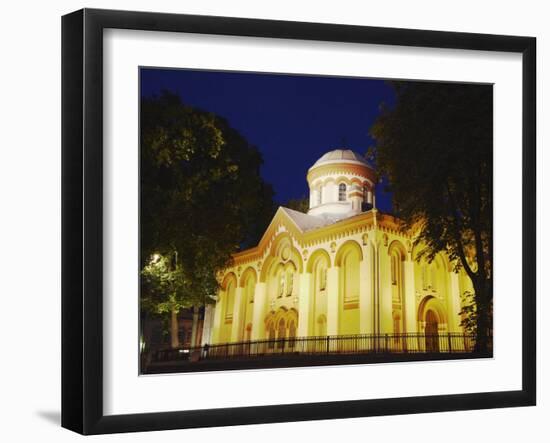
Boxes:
[140,92,275,348]
[141,253,188,349]
[370,81,492,352]
[284,195,310,213]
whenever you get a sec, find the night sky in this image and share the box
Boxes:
[140,68,395,212]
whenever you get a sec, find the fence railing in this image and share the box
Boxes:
[153,332,490,362]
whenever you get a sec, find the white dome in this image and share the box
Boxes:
[311,149,371,169]
[306,148,376,219]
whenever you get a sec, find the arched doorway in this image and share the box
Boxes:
[425,309,439,352]
[418,295,447,353]
[266,320,275,349]
[277,318,286,349]
[288,320,296,349]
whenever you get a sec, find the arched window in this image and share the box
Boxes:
[225,280,235,318]
[391,253,398,285]
[277,269,285,298]
[363,185,369,202]
[285,269,294,296]
[342,249,360,302]
[319,266,327,291]
[247,277,255,303]
[338,183,347,201]
[390,249,403,305]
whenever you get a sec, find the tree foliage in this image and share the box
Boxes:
[140,92,275,314]
[141,254,188,313]
[370,81,493,351]
[284,195,310,213]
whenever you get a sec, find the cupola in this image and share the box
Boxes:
[307,149,376,218]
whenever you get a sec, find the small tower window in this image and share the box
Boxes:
[338,183,347,201]
[317,186,322,205]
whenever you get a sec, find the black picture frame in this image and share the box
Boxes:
[62,8,536,435]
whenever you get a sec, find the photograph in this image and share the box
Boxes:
[138,68,493,374]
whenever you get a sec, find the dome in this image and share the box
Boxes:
[306,148,377,219]
[311,149,371,169]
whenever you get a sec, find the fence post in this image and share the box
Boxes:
[447,333,452,353]
[326,335,330,354]
[385,334,389,353]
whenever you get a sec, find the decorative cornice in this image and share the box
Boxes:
[307,162,376,185]
[228,210,414,268]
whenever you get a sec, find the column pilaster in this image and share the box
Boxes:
[297,272,313,337]
[230,287,244,342]
[326,266,339,335]
[211,289,224,344]
[251,282,267,340]
[359,250,374,335]
[403,259,417,333]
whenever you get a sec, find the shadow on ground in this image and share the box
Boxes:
[36,410,61,426]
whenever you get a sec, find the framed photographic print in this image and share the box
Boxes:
[62,8,536,435]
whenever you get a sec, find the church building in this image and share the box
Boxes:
[207,149,474,351]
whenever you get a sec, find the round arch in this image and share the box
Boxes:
[335,240,364,267]
[273,306,289,325]
[264,310,276,324]
[388,239,408,261]
[334,176,353,186]
[221,272,238,291]
[362,179,374,189]
[306,248,332,273]
[239,266,257,287]
[259,233,304,282]
[270,231,293,257]
[321,177,336,186]
[417,295,448,325]
[259,255,276,283]
[286,307,299,324]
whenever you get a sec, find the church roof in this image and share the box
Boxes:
[280,207,346,232]
[311,149,371,169]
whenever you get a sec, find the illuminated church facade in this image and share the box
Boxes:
[207,149,474,347]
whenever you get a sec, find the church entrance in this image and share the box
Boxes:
[425,310,439,352]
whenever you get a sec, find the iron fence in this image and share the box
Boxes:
[153,332,490,362]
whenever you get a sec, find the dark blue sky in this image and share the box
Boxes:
[140,68,395,212]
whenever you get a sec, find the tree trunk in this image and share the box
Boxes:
[473,279,490,353]
[170,308,180,349]
[190,306,200,347]
[141,311,154,371]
